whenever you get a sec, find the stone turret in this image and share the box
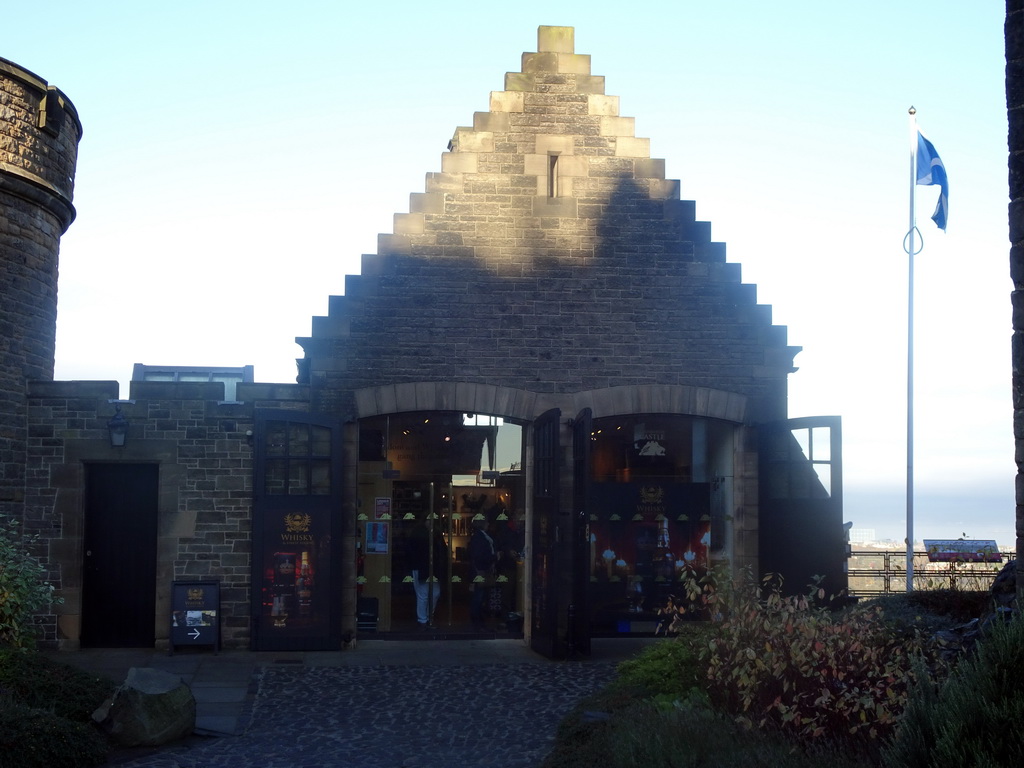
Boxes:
[0,57,81,518]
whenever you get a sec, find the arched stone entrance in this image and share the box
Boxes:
[350,382,754,653]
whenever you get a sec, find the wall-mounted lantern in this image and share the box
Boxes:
[107,404,129,447]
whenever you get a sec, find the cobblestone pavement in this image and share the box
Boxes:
[110,661,619,768]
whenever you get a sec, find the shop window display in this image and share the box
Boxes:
[587,415,726,635]
[252,414,339,651]
[357,412,525,634]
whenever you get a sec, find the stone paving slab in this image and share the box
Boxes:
[109,661,618,768]
[54,639,656,766]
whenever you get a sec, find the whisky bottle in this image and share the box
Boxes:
[297,551,313,616]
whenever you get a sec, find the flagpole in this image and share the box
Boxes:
[906,106,917,592]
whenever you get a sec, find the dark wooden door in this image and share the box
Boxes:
[81,463,159,647]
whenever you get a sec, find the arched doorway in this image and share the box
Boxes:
[356,411,526,635]
[585,413,735,635]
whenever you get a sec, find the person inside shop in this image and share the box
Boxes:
[409,513,447,630]
[468,516,497,631]
[655,593,684,636]
[491,509,524,622]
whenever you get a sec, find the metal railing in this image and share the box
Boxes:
[847,550,1014,596]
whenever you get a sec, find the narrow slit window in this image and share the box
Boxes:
[548,153,559,198]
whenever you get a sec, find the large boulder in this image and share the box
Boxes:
[92,667,196,747]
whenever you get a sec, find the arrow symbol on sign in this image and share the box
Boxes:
[189,629,201,639]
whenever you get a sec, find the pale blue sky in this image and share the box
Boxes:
[2,1,1011,544]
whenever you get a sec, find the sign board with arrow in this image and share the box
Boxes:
[170,581,220,654]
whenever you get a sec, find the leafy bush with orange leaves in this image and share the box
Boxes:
[688,569,935,756]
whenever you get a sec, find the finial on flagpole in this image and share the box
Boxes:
[909,105,916,115]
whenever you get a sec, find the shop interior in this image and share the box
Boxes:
[586,415,733,635]
[355,411,735,638]
[357,412,525,634]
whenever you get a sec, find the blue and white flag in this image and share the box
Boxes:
[916,130,948,231]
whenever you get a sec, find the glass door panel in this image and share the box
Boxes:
[356,411,524,635]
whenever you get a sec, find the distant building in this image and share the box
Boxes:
[132,364,254,403]
[2,28,846,656]
[848,528,877,544]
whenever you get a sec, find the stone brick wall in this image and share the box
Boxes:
[0,57,81,523]
[0,58,80,199]
[299,27,798,424]
[1007,1,1024,586]
[24,380,309,649]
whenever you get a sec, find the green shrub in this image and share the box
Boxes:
[904,588,993,622]
[697,571,930,756]
[622,695,877,768]
[544,575,1001,768]
[613,625,712,702]
[863,590,992,634]
[541,635,713,768]
[0,650,114,768]
[0,649,115,722]
[0,515,61,649]
[548,693,871,768]
[542,706,616,768]
[856,593,962,640]
[882,613,1024,767]
[0,697,108,768]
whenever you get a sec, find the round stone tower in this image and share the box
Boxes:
[0,57,81,517]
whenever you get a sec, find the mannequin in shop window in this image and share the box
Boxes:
[409,514,447,630]
[469,516,497,631]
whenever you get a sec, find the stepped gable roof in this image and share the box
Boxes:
[297,26,799,401]
[372,24,712,265]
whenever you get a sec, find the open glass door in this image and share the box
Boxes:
[569,408,592,656]
[356,412,525,635]
[758,416,846,600]
[530,408,562,658]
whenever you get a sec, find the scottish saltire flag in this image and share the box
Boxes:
[916,130,948,231]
